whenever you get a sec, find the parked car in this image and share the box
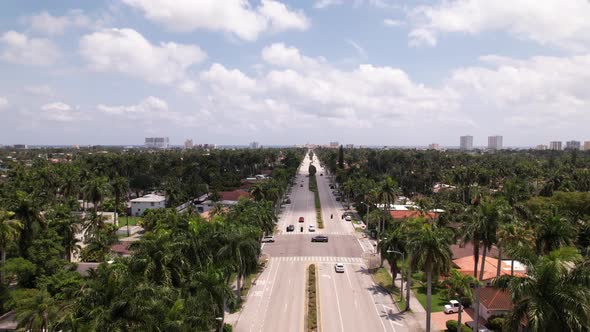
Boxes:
[334,263,345,273]
[299,217,305,223]
[308,225,315,232]
[286,224,295,232]
[311,235,328,242]
[320,173,323,176]
[261,236,275,243]
[335,197,340,201]
[466,322,491,332]
[329,184,334,189]
[284,198,291,204]
[444,300,463,314]
[345,215,352,221]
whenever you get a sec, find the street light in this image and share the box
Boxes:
[387,249,405,304]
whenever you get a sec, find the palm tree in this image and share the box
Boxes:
[494,247,590,331]
[534,214,575,255]
[378,225,405,299]
[408,219,453,332]
[110,176,129,226]
[12,288,60,331]
[377,177,397,235]
[82,176,110,213]
[10,191,42,257]
[0,210,23,284]
[497,221,535,276]
[48,207,82,262]
[217,226,260,302]
[250,183,265,202]
[443,269,476,329]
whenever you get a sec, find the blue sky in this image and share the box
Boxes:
[1,0,589,147]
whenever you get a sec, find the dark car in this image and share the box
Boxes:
[311,235,329,242]
[320,173,323,176]
[298,217,304,223]
[300,184,303,187]
[286,224,295,232]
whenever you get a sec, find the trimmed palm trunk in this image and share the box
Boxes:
[426,267,433,332]
[405,253,412,311]
[1,250,6,284]
[474,246,488,331]
[457,303,463,331]
[496,247,502,278]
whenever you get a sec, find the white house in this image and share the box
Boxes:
[130,194,166,216]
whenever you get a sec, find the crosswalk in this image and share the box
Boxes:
[277,231,352,236]
[271,256,363,263]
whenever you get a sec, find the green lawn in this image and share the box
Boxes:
[118,216,142,227]
[411,272,447,312]
[372,267,406,309]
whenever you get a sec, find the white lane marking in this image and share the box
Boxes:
[330,268,346,332]
[321,274,332,279]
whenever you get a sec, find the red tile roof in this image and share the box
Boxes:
[479,287,512,311]
[389,210,438,220]
[451,243,499,259]
[453,255,526,281]
[219,190,252,201]
[111,242,132,256]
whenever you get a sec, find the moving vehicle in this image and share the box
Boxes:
[444,300,463,314]
[308,225,315,232]
[335,197,340,201]
[311,235,328,242]
[284,198,291,204]
[320,173,323,176]
[334,263,344,273]
[345,215,352,221]
[299,216,305,223]
[300,184,303,187]
[261,236,275,243]
[286,224,295,232]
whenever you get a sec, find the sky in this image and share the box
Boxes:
[1,0,589,147]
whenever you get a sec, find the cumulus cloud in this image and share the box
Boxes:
[383,19,404,27]
[23,9,94,35]
[408,0,590,50]
[314,0,342,9]
[0,31,61,66]
[261,42,322,69]
[79,28,206,86]
[122,0,309,41]
[97,96,168,117]
[40,102,83,122]
[448,54,590,127]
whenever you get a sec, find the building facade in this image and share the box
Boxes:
[536,144,548,150]
[184,139,193,149]
[329,142,339,148]
[488,136,503,150]
[549,141,562,151]
[584,141,590,151]
[249,141,260,149]
[130,194,166,216]
[428,143,440,150]
[565,140,581,150]
[460,135,473,151]
[145,137,169,149]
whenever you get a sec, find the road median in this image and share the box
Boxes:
[308,174,324,228]
[307,264,319,332]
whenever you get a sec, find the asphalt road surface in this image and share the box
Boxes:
[232,153,411,332]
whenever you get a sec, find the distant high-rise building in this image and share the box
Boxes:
[184,139,193,149]
[145,137,169,149]
[488,136,503,150]
[460,135,473,151]
[428,143,440,150]
[249,141,260,149]
[329,142,339,148]
[13,144,28,149]
[565,140,581,150]
[345,144,354,149]
[536,144,548,150]
[584,141,590,151]
[549,141,562,151]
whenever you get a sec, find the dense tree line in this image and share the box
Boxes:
[318,147,590,331]
[0,147,304,330]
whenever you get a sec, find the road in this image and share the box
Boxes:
[231,153,412,332]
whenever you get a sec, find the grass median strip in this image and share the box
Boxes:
[308,174,324,229]
[307,264,318,332]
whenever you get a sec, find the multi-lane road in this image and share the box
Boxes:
[231,154,412,332]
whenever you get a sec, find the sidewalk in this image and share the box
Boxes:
[383,260,427,332]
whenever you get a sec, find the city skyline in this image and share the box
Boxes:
[2,1,590,145]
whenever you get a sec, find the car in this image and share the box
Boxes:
[345,215,352,221]
[299,217,304,223]
[465,322,491,332]
[311,235,328,242]
[444,300,463,314]
[335,197,341,201]
[261,236,275,243]
[308,225,315,232]
[300,184,303,187]
[286,224,295,232]
[320,173,323,176]
[334,263,345,273]
[284,198,291,204]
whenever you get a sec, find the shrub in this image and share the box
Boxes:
[223,323,233,332]
[446,320,458,331]
[488,317,506,331]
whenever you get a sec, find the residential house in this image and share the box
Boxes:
[452,255,526,282]
[130,194,166,216]
[478,288,512,321]
[218,190,252,206]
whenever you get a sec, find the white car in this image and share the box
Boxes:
[444,300,463,314]
[308,225,316,232]
[334,263,345,273]
[345,215,352,221]
[261,236,275,243]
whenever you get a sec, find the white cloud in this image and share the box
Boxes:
[261,42,321,69]
[383,19,403,27]
[0,31,60,66]
[201,63,258,92]
[408,0,590,50]
[24,85,54,97]
[448,54,590,127]
[314,0,342,9]
[0,97,7,110]
[97,96,168,117]
[40,102,83,122]
[79,28,206,85]
[122,0,309,41]
[408,28,437,47]
[23,10,94,35]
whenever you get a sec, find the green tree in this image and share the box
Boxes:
[0,210,22,284]
[10,288,61,332]
[82,176,110,213]
[408,219,453,332]
[110,176,129,225]
[442,269,476,329]
[377,177,397,235]
[338,145,344,169]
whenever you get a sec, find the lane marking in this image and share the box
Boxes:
[330,268,346,332]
